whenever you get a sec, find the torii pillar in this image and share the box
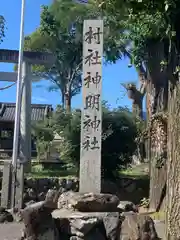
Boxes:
[0,64,32,171]
[19,62,32,171]
[0,49,55,209]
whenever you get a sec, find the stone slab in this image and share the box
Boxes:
[52,208,117,219]
[1,162,11,208]
[14,164,24,210]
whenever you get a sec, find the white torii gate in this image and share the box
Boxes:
[0,70,41,165]
[0,49,55,210]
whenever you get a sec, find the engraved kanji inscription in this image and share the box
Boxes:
[83,115,101,131]
[84,49,101,66]
[82,136,100,151]
[84,72,101,88]
[84,27,102,44]
[84,94,100,111]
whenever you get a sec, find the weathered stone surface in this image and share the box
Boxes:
[58,191,119,212]
[57,191,76,210]
[120,212,159,240]
[38,192,46,201]
[0,207,13,223]
[21,201,59,240]
[25,200,36,207]
[70,218,99,237]
[117,201,137,212]
[8,208,23,222]
[0,175,149,206]
[23,188,37,202]
[1,162,11,209]
[46,189,58,202]
[84,228,106,240]
[53,209,121,239]
[69,226,106,240]
[102,212,122,240]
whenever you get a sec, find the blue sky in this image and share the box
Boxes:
[0,0,138,109]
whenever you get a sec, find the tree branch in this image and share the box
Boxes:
[69,58,83,89]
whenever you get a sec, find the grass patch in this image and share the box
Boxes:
[25,163,149,179]
[25,163,77,179]
[119,163,149,179]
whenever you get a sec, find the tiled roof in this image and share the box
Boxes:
[0,102,53,122]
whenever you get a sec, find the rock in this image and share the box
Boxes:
[45,189,61,209]
[25,200,36,207]
[53,209,121,240]
[0,208,13,223]
[21,201,59,240]
[8,208,23,222]
[120,212,159,239]
[59,178,67,188]
[72,178,79,191]
[70,237,82,240]
[58,191,119,212]
[86,230,106,240]
[58,191,77,209]
[70,228,106,240]
[27,188,37,201]
[38,178,51,189]
[38,192,46,201]
[72,193,119,212]
[24,178,37,189]
[102,212,122,240]
[117,201,137,212]
[0,207,6,212]
[46,189,57,200]
[66,179,74,190]
[70,218,99,237]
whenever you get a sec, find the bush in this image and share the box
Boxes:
[32,118,54,161]
[54,103,138,179]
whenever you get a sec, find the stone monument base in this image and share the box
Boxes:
[20,191,159,240]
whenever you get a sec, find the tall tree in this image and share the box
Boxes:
[96,0,180,238]
[23,22,82,111]
[41,1,180,236]
[23,0,132,111]
[42,0,168,212]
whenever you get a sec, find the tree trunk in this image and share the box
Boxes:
[132,99,143,119]
[166,82,180,239]
[65,92,71,113]
[146,40,168,211]
[61,94,65,109]
[146,80,154,122]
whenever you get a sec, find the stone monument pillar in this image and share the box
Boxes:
[79,20,103,193]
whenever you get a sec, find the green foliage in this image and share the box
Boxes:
[97,0,180,66]
[32,118,54,161]
[140,197,150,208]
[0,15,5,43]
[20,1,86,108]
[53,103,138,179]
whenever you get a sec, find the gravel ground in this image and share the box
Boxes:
[0,222,24,240]
[0,221,165,240]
